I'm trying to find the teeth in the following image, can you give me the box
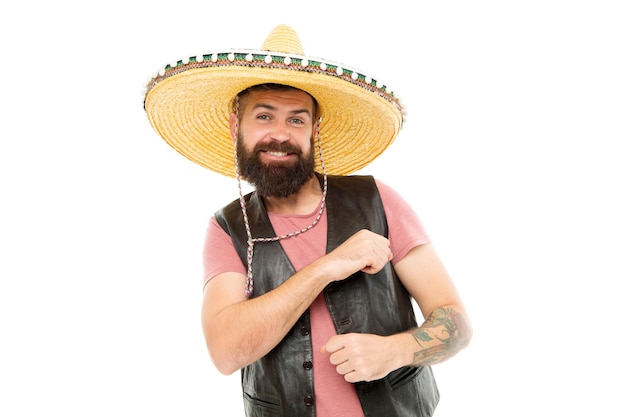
[267,151,288,156]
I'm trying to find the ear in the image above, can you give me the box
[228,113,238,145]
[313,117,322,139]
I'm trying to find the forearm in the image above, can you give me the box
[205,229,392,374]
[205,259,331,374]
[321,305,471,383]
[404,305,472,367]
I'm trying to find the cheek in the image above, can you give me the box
[303,134,316,152]
[239,120,271,142]
[237,125,258,149]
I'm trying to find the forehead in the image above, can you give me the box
[241,88,315,111]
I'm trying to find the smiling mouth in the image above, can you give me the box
[266,151,289,157]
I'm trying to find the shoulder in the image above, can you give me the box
[373,178,403,204]
[325,174,378,197]
[327,174,375,188]
[214,192,253,230]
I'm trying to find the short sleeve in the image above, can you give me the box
[375,179,431,264]
[202,216,246,288]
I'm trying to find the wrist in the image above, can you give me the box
[392,332,419,368]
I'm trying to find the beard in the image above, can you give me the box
[236,136,316,198]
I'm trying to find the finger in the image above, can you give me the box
[344,371,361,383]
[333,356,356,374]
[329,351,350,366]
[321,335,344,354]
[362,253,390,273]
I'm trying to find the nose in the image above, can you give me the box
[271,121,290,142]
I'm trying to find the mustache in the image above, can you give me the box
[253,141,302,155]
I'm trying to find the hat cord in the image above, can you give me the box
[233,99,328,297]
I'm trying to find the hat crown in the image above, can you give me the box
[261,24,304,55]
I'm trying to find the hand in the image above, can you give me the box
[323,229,392,282]
[320,333,404,383]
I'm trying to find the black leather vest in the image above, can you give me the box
[215,174,439,417]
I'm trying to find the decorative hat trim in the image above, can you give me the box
[145,50,400,111]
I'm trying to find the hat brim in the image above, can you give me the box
[145,54,403,178]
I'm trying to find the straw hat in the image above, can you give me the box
[144,24,404,178]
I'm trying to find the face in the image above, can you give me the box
[231,88,317,198]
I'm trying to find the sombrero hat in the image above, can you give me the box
[143,24,404,178]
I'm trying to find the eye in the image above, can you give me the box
[256,114,271,120]
[289,117,305,125]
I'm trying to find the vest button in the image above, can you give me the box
[303,395,314,406]
[300,325,310,336]
[303,360,313,370]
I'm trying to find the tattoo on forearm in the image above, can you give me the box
[410,306,469,366]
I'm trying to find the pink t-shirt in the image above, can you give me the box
[202,179,430,417]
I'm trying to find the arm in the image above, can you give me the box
[321,242,472,382]
[201,229,393,375]
[397,243,472,367]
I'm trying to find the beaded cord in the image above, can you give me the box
[232,96,328,297]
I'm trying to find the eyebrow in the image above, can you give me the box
[252,103,312,117]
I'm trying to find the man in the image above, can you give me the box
[144,24,472,417]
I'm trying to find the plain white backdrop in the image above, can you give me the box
[1,1,625,416]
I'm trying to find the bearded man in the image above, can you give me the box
[144,24,472,417]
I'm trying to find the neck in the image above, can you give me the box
[262,175,322,215]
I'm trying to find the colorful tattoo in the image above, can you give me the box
[410,306,469,365]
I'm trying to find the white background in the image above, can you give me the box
[1,1,625,416]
